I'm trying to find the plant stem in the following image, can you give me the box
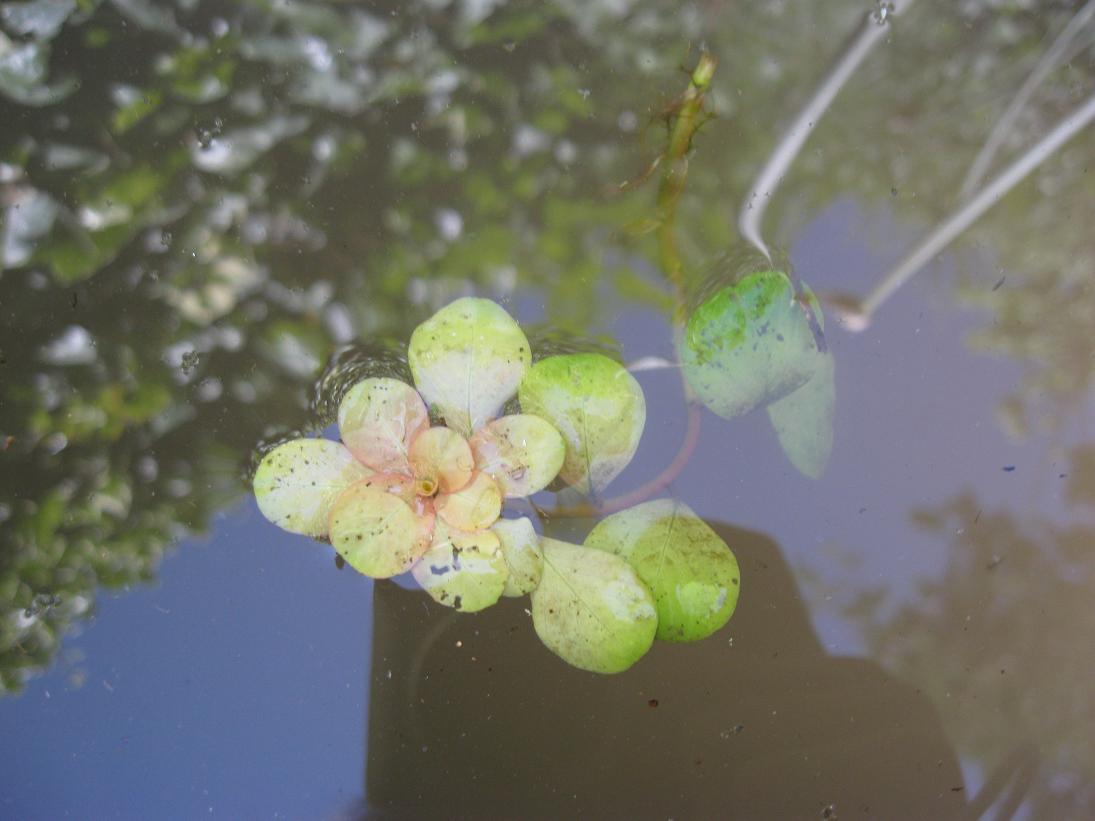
[543,58,718,519]
[540,403,703,520]
[657,52,716,327]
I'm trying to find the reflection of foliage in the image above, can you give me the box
[853,475,1095,816]
[1,0,1092,694]
[962,268,1095,438]
[0,0,671,693]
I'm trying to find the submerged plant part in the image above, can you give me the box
[680,270,836,478]
[766,338,835,479]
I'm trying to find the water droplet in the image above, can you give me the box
[872,1,894,25]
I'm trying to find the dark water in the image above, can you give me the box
[2,1,1094,818]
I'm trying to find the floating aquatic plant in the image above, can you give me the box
[680,268,836,478]
[256,298,566,608]
[253,297,740,673]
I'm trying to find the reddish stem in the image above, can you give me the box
[541,402,702,519]
[540,55,715,520]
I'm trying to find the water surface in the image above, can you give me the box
[2,1,1094,817]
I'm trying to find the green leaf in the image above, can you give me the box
[767,346,835,479]
[584,499,740,643]
[407,297,532,436]
[531,538,657,674]
[329,481,433,578]
[469,413,565,497]
[680,270,824,419]
[491,516,543,597]
[411,523,508,612]
[517,353,645,496]
[253,439,372,538]
[338,378,430,475]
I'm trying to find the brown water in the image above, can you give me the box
[2,1,1094,818]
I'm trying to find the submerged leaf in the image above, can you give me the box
[411,524,508,612]
[338,377,429,475]
[253,439,372,538]
[329,482,432,578]
[435,471,502,532]
[517,354,645,496]
[767,346,835,479]
[408,426,474,494]
[407,297,532,436]
[531,538,657,674]
[584,500,740,642]
[469,414,565,497]
[491,517,543,596]
[680,270,824,419]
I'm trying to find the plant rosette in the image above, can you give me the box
[253,298,568,612]
[252,298,739,675]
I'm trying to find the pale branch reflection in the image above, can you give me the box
[848,89,1095,327]
[737,0,919,261]
[959,0,1095,198]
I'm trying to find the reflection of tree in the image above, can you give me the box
[0,0,661,693]
[2,0,1093,695]
[853,463,1095,815]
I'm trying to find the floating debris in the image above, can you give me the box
[180,350,201,375]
